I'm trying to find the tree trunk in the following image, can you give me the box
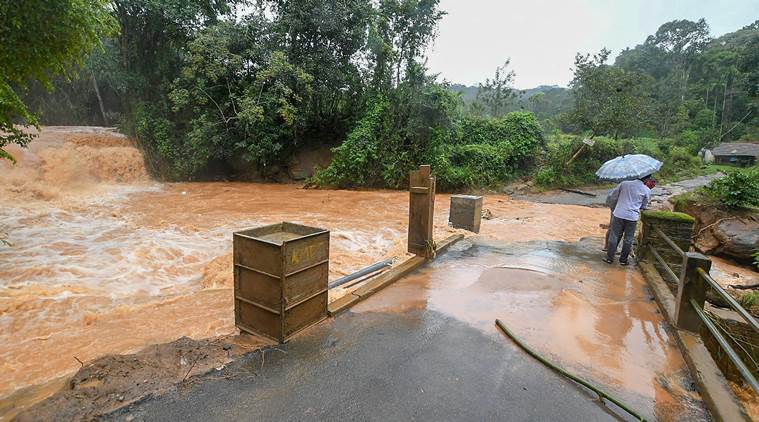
[719,76,731,140]
[91,70,108,126]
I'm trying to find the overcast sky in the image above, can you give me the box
[426,0,759,89]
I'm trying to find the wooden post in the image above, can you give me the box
[408,165,436,257]
[674,252,712,332]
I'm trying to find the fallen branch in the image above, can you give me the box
[182,358,198,382]
[560,188,597,197]
[693,217,739,239]
[729,283,759,290]
[73,356,84,367]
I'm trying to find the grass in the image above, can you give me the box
[740,292,759,309]
[642,210,696,223]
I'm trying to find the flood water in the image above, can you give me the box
[353,239,709,421]
[1,127,709,419]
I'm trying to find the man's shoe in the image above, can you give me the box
[602,257,613,264]
[619,260,630,266]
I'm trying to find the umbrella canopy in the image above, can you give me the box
[595,154,662,182]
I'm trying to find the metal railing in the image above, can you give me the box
[648,227,684,288]
[645,226,759,395]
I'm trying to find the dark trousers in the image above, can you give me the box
[606,215,637,263]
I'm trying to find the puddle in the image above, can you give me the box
[353,238,710,421]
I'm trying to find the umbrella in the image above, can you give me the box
[595,154,662,182]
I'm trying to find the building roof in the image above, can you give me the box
[712,142,759,157]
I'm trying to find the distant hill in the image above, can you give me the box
[449,84,571,121]
[449,84,568,104]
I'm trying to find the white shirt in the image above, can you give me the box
[608,180,651,221]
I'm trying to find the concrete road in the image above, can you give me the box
[109,241,644,422]
[111,309,615,422]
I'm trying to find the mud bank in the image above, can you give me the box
[0,127,609,414]
[7,335,266,421]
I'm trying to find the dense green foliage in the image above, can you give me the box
[577,19,759,145]
[0,0,114,161]
[533,134,704,188]
[23,0,459,182]
[705,166,759,208]
[313,95,543,190]
[18,4,759,192]
[564,49,655,139]
[454,19,759,148]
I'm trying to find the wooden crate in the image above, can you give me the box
[233,222,329,343]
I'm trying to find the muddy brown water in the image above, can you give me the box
[353,239,709,421]
[0,127,711,420]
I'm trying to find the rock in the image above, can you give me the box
[712,218,759,261]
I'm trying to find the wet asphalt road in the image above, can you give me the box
[110,253,619,421]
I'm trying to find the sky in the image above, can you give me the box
[426,0,759,89]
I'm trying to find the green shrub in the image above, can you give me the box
[434,112,544,190]
[536,135,621,187]
[705,167,759,208]
[310,98,386,187]
[535,167,557,186]
[313,103,544,190]
[667,146,701,170]
[675,129,701,154]
[741,291,759,309]
[619,137,666,159]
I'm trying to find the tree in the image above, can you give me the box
[472,60,516,117]
[0,0,115,161]
[567,49,654,138]
[140,16,314,179]
[368,0,445,92]
[266,0,373,140]
[111,0,237,104]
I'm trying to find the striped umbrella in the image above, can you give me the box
[595,154,662,182]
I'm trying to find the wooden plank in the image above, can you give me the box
[327,293,361,316]
[436,234,465,254]
[352,256,426,299]
[407,165,435,257]
[328,234,465,316]
[559,187,596,197]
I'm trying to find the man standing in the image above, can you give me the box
[604,175,653,265]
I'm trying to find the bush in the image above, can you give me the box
[741,291,759,309]
[434,112,544,190]
[665,147,701,170]
[313,99,545,191]
[705,167,759,208]
[536,135,621,187]
[675,129,701,154]
[309,98,386,187]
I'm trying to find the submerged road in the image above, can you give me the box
[110,238,708,422]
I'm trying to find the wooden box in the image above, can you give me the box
[233,222,329,343]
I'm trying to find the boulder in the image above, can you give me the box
[712,218,759,261]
